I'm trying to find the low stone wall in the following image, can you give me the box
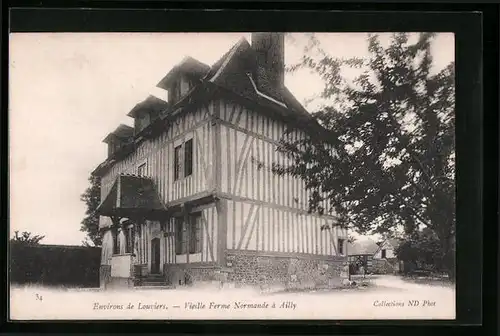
[226,251,347,290]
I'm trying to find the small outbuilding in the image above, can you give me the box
[347,238,379,274]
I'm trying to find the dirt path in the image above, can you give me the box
[370,275,455,292]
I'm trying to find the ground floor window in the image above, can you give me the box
[175,212,202,255]
[337,238,345,255]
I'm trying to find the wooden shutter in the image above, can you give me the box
[174,145,182,180]
[181,221,188,254]
[175,218,184,255]
[184,139,193,177]
[189,213,202,254]
[195,215,202,253]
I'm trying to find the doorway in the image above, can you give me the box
[151,237,161,274]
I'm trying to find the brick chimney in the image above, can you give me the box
[251,33,285,89]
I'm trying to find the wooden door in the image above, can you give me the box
[151,237,161,274]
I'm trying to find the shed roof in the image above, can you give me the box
[96,174,166,218]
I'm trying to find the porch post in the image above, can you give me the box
[183,204,190,265]
[110,216,121,255]
[130,216,144,282]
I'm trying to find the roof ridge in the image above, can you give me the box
[207,37,248,82]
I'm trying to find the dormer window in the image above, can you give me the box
[102,124,134,159]
[134,112,151,134]
[127,95,168,135]
[169,80,181,104]
[156,57,210,104]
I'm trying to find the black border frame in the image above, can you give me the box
[2,3,497,334]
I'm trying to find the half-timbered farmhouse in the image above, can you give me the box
[93,33,348,289]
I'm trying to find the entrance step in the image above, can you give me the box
[147,274,164,278]
[134,285,174,290]
[137,274,170,287]
[141,282,169,287]
[142,277,167,281]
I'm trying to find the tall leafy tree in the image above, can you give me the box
[80,173,102,247]
[277,33,455,277]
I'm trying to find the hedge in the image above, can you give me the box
[10,244,101,288]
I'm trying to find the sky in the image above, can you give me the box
[9,33,454,245]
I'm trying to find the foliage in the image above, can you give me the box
[10,244,101,287]
[277,33,455,276]
[80,173,102,247]
[395,228,448,274]
[10,231,45,246]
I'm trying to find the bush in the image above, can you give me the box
[10,244,101,288]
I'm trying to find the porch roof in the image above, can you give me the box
[96,174,166,218]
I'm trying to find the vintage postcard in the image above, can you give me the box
[9,32,456,320]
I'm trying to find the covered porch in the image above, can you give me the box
[97,173,219,288]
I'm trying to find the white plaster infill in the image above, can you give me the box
[111,254,133,278]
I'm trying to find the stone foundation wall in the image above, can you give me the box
[226,252,347,290]
[165,264,222,287]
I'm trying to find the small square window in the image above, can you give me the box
[138,163,147,176]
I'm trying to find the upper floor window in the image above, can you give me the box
[138,162,147,176]
[381,249,386,259]
[174,138,194,181]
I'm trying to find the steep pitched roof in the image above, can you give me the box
[204,37,310,120]
[94,35,313,177]
[156,56,210,90]
[102,124,134,143]
[127,95,169,118]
